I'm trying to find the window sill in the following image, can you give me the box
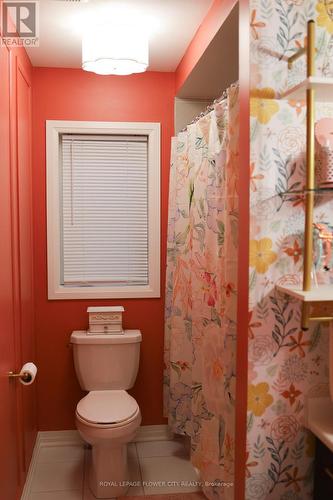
[48,284,161,300]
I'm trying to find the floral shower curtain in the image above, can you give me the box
[164,84,239,500]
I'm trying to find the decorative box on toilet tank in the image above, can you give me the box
[87,306,124,334]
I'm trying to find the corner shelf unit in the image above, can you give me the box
[277,23,333,451]
[275,20,333,329]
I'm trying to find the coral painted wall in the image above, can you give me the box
[32,68,175,430]
[175,0,237,94]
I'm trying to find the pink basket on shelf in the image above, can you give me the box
[315,118,333,188]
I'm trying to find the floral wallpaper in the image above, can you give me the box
[251,0,333,94]
[248,1,333,499]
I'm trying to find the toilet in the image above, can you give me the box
[70,330,142,499]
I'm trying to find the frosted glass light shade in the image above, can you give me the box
[82,24,149,76]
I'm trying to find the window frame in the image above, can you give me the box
[46,120,161,300]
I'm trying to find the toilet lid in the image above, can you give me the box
[77,390,138,425]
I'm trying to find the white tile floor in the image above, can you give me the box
[26,439,200,499]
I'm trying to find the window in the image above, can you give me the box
[46,121,160,299]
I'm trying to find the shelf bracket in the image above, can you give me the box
[301,302,311,330]
[287,47,306,70]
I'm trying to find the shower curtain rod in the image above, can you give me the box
[180,80,239,133]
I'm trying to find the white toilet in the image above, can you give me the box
[70,329,142,499]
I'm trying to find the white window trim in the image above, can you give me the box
[46,120,161,300]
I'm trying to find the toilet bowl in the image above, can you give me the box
[76,391,141,498]
[70,330,142,499]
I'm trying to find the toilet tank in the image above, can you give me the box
[70,330,141,391]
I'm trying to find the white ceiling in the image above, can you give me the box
[26,0,213,71]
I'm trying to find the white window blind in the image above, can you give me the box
[60,134,149,287]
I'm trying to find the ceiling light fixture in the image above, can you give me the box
[82,23,149,76]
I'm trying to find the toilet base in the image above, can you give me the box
[87,444,130,499]
[76,408,141,499]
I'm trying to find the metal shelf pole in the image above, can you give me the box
[302,20,316,329]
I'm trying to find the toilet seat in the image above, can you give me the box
[76,390,139,427]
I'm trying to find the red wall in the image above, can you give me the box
[235,2,250,498]
[32,68,175,430]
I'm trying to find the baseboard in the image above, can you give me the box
[37,429,84,446]
[20,425,172,499]
[135,424,173,442]
[35,424,172,446]
[20,433,43,500]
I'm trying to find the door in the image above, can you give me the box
[16,59,37,470]
[0,40,37,499]
[0,42,20,500]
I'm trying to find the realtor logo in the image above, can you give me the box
[1,1,39,47]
